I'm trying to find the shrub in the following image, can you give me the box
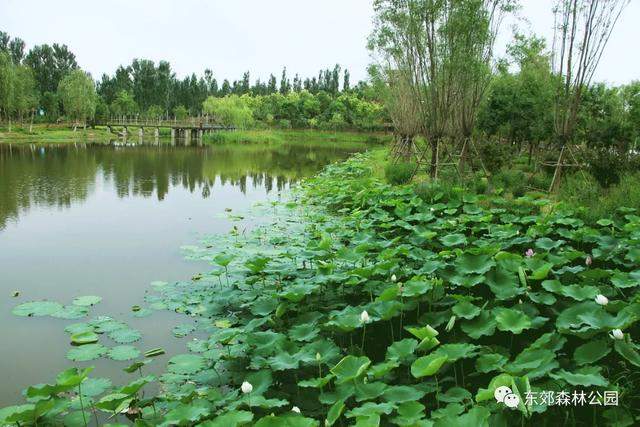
[414,180,464,203]
[584,146,629,188]
[560,171,640,221]
[492,169,527,197]
[384,162,415,185]
[477,139,511,174]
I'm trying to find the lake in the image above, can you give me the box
[0,139,362,405]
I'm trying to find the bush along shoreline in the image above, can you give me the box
[3,152,640,426]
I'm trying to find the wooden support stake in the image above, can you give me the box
[549,146,566,193]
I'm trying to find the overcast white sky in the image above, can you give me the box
[1,0,638,85]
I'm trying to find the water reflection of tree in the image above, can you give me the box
[0,143,359,230]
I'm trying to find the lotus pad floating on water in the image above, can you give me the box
[108,345,141,361]
[70,331,99,345]
[64,322,95,335]
[167,354,205,375]
[67,344,108,362]
[79,377,112,397]
[108,328,142,344]
[51,305,89,320]
[172,324,196,337]
[12,301,63,317]
[72,295,102,306]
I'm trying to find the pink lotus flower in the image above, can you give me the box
[585,255,593,266]
[525,249,535,258]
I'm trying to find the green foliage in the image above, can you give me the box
[110,90,137,117]
[584,146,630,188]
[384,162,414,185]
[4,151,640,425]
[173,104,188,120]
[560,171,640,221]
[57,70,97,123]
[477,140,511,174]
[203,95,254,129]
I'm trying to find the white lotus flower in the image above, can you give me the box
[595,294,609,306]
[241,381,253,394]
[611,329,624,340]
[360,310,370,323]
[391,274,397,282]
[292,406,301,413]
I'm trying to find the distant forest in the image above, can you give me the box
[0,30,379,125]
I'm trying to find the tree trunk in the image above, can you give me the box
[549,146,566,193]
[430,139,439,179]
[458,138,469,175]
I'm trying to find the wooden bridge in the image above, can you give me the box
[95,117,236,142]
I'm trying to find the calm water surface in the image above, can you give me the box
[0,140,361,405]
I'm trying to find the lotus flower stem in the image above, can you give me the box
[78,383,87,427]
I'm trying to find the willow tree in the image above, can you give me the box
[549,0,629,191]
[57,70,97,130]
[370,0,513,177]
[552,0,628,145]
[369,65,423,162]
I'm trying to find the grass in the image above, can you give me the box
[202,128,392,146]
[1,124,391,147]
[0,123,112,144]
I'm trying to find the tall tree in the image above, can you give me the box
[279,67,290,94]
[551,0,629,146]
[9,38,25,65]
[24,43,78,95]
[370,0,513,177]
[0,51,15,129]
[57,69,97,129]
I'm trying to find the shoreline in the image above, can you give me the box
[0,125,391,147]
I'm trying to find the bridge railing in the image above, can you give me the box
[98,117,231,129]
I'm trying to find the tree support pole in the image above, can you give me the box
[549,145,566,193]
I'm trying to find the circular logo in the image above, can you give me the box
[503,393,520,408]
[494,386,512,403]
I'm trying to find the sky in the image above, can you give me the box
[1,0,639,85]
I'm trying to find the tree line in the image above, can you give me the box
[370,0,635,188]
[0,29,384,131]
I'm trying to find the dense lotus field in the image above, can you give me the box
[2,151,640,426]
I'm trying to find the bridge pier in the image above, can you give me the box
[138,127,144,143]
[171,128,176,145]
[154,127,159,142]
[184,128,190,145]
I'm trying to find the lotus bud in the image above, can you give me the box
[391,274,397,282]
[446,315,456,332]
[585,255,593,266]
[241,381,253,394]
[525,248,535,258]
[611,329,624,340]
[315,352,321,361]
[360,310,370,323]
[595,294,609,306]
[292,406,301,413]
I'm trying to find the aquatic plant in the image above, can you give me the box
[3,152,640,426]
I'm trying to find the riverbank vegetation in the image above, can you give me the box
[3,151,640,426]
[2,0,640,425]
[202,129,390,146]
[1,31,387,133]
